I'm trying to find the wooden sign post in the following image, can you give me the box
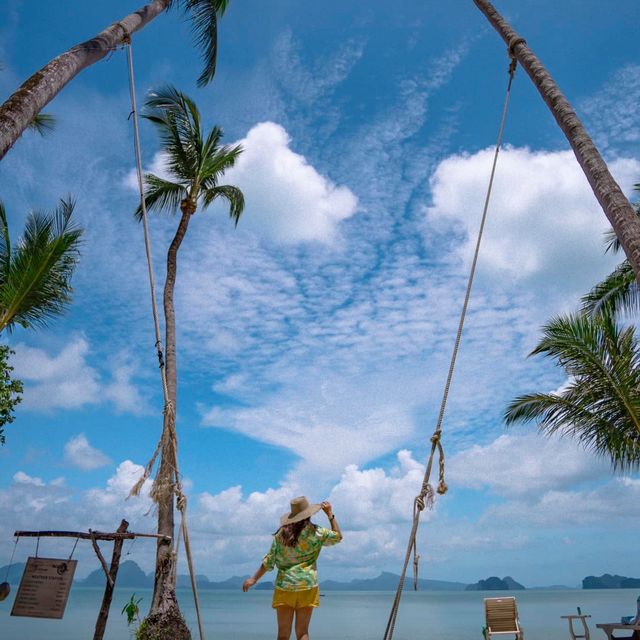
[13,521,170,640]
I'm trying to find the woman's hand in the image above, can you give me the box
[321,501,333,518]
[242,577,257,592]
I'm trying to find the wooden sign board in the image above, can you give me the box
[11,556,77,619]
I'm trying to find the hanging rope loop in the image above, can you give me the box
[382,47,518,640]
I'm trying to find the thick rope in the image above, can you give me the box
[3,537,18,582]
[124,38,205,640]
[382,53,518,640]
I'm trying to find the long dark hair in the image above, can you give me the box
[276,518,316,547]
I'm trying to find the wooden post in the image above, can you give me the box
[93,519,129,640]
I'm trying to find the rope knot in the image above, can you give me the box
[177,493,187,512]
[430,430,442,445]
[437,480,448,495]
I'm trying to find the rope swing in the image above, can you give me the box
[122,31,206,640]
[382,43,521,640]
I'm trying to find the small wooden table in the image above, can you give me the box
[596,623,640,640]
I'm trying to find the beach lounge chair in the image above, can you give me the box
[484,596,524,640]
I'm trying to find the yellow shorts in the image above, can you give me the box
[272,587,320,609]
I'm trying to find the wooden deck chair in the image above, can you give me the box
[484,597,524,640]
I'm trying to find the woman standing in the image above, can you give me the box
[242,497,342,640]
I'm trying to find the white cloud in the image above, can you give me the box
[103,353,151,415]
[11,338,148,415]
[426,147,640,299]
[580,64,640,154]
[64,434,111,470]
[13,471,45,486]
[448,433,610,497]
[12,337,101,410]
[226,122,358,244]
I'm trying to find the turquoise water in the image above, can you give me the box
[0,587,637,639]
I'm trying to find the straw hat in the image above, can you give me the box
[280,496,322,525]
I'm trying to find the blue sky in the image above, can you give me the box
[1,0,640,587]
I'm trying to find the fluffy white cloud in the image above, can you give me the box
[426,147,640,299]
[448,433,610,497]
[11,338,148,415]
[13,471,45,486]
[64,434,111,470]
[226,122,358,243]
[12,337,101,410]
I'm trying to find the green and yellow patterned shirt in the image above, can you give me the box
[262,524,342,591]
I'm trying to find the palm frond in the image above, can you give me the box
[582,259,639,318]
[0,197,82,333]
[505,312,640,471]
[182,0,231,87]
[144,86,202,180]
[135,174,186,220]
[200,142,242,184]
[0,201,11,278]
[201,184,244,224]
[26,113,56,137]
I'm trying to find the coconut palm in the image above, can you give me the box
[135,85,243,639]
[505,311,640,471]
[0,0,230,159]
[0,197,82,333]
[474,0,640,282]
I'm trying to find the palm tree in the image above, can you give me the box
[505,312,640,471]
[474,0,640,284]
[0,0,230,159]
[0,197,82,445]
[136,86,243,640]
[0,198,82,333]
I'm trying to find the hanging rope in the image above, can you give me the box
[3,537,18,582]
[68,535,81,560]
[123,33,205,640]
[382,48,519,640]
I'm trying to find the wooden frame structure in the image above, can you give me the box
[14,519,170,640]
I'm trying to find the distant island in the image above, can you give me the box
[465,576,525,591]
[583,574,640,589]
[2,560,634,591]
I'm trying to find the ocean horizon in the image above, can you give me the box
[1,586,638,640]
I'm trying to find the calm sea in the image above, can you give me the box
[0,587,638,640]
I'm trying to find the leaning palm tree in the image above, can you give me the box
[0,0,230,159]
[474,0,640,283]
[0,197,82,333]
[505,312,640,471]
[135,86,243,640]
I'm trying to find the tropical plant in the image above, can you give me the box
[135,86,243,640]
[474,0,640,282]
[0,345,23,445]
[582,183,640,318]
[122,593,143,626]
[0,0,231,159]
[505,311,640,471]
[0,198,82,333]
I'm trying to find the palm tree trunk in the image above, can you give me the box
[473,0,640,284]
[0,0,171,160]
[142,207,192,640]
